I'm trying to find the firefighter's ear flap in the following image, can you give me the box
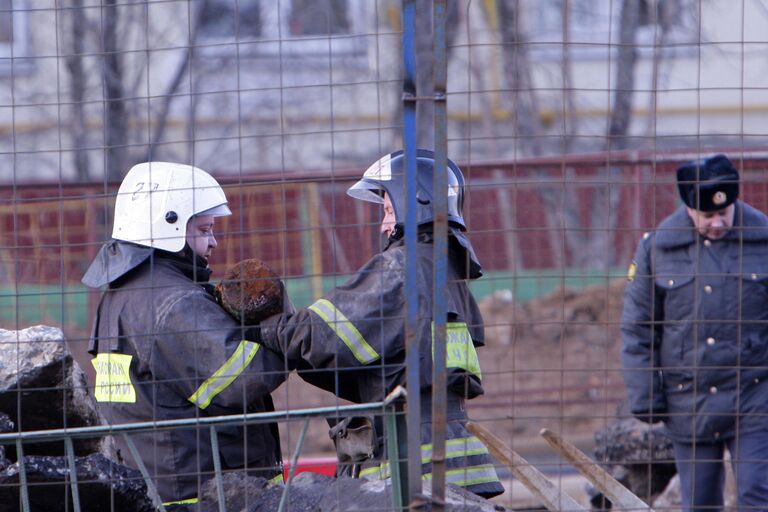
[215,259,285,324]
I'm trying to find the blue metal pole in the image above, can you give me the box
[402,0,422,506]
[431,0,449,507]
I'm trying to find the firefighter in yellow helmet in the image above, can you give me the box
[83,162,286,510]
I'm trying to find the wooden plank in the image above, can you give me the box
[540,428,653,511]
[466,422,586,512]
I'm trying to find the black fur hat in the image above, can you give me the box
[676,154,739,211]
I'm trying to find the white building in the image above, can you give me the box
[1,0,767,182]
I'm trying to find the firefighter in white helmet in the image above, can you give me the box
[83,162,286,509]
[257,149,504,498]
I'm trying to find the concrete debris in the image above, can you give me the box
[0,453,154,512]
[0,412,12,470]
[589,417,676,509]
[0,325,107,457]
[198,471,510,512]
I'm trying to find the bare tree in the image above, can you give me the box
[494,0,544,157]
[580,0,643,268]
[607,0,641,152]
[414,0,460,149]
[60,1,210,181]
[63,0,90,181]
[148,0,208,160]
[493,0,565,268]
[491,0,645,269]
[101,0,127,182]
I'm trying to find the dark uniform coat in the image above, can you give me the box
[84,241,286,505]
[260,233,504,497]
[621,202,768,443]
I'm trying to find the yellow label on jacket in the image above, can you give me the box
[432,322,482,379]
[627,261,637,282]
[92,353,136,403]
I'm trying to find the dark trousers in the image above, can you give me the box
[673,429,768,511]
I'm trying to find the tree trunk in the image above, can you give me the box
[587,0,642,269]
[102,0,126,182]
[148,0,208,161]
[607,0,641,151]
[64,0,90,181]
[495,0,543,156]
[413,0,459,149]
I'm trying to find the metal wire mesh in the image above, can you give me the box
[3,1,768,511]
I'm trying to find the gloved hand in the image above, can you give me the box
[214,259,284,325]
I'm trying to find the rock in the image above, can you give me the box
[650,474,682,510]
[0,326,105,457]
[214,259,284,324]
[0,453,153,512]
[198,471,509,511]
[589,417,676,509]
[0,413,13,469]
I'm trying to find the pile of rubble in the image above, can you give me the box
[0,325,153,511]
[0,326,508,512]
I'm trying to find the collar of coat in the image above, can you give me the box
[655,201,768,249]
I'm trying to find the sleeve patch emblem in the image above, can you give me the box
[627,261,637,282]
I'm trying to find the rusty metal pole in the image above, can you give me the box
[430,0,448,508]
[402,0,421,507]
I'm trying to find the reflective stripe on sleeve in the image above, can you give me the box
[421,436,490,462]
[188,340,261,409]
[432,322,482,379]
[308,299,380,364]
[360,436,493,481]
[163,497,198,506]
[425,464,501,487]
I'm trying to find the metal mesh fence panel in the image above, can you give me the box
[2,1,768,510]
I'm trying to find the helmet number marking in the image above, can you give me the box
[131,181,160,201]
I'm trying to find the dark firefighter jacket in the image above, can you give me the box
[83,240,287,505]
[260,233,504,497]
[621,201,768,443]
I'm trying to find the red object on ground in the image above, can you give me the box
[283,457,338,480]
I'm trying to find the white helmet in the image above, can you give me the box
[111,162,231,252]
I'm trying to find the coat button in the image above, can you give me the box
[706,337,716,346]
[755,378,761,384]
[752,273,758,280]
[703,239,711,247]
[677,383,684,390]
[668,279,675,286]
[709,386,717,394]
[704,285,713,294]
[714,431,721,439]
